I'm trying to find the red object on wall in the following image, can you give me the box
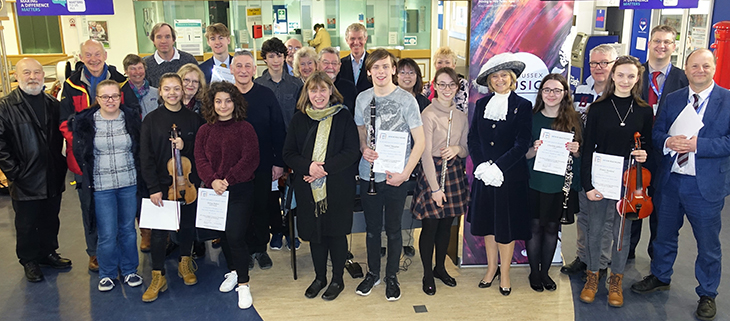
[712,21,730,89]
[252,25,263,39]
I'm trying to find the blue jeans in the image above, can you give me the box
[651,173,723,298]
[94,185,139,279]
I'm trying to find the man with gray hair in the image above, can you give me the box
[318,47,357,112]
[561,43,618,280]
[0,58,69,282]
[338,23,372,94]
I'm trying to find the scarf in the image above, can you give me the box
[130,80,150,100]
[305,103,343,217]
[84,64,108,101]
[484,91,510,121]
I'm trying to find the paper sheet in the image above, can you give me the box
[139,198,180,231]
[533,128,574,176]
[195,188,229,231]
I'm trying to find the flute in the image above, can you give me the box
[560,127,576,224]
[367,98,377,196]
[440,110,454,191]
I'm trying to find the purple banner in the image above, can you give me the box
[17,0,114,16]
[620,0,699,10]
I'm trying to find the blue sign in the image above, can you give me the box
[17,0,114,16]
[620,0,699,9]
[595,9,605,30]
[629,9,652,62]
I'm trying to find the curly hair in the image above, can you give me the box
[261,37,287,60]
[202,81,248,124]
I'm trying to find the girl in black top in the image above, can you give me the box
[580,56,652,307]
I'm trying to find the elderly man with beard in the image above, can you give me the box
[0,58,69,282]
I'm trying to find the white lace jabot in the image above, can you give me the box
[483,92,510,121]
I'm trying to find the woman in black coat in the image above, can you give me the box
[468,53,532,296]
[283,71,360,301]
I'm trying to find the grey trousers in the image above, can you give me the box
[586,198,631,274]
[575,189,613,269]
[76,174,98,257]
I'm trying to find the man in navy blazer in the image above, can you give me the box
[337,23,372,94]
[630,25,689,260]
[631,49,727,321]
[199,23,233,84]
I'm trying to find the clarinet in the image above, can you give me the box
[560,127,576,224]
[367,98,377,196]
[439,110,454,191]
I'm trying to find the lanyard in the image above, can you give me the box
[649,63,671,102]
[688,92,710,115]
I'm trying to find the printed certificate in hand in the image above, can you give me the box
[373,130,409,174]
[533,128,574,176]
[195,188,229,231]
[211,65,235,84]
[591,152,625,200]
[139,199,180,231]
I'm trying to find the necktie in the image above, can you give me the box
[677,94,700,167]
[648,71,661,107]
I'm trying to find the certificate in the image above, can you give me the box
[139,198,180,231]
[211,65,235,84]
[195,188,229,231]
[373,130,408,174]
[533,128,574,176]
[590,152,625,201]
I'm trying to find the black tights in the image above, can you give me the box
[419,217,454,279]
[526,218,559,281]
[310,235,348,284]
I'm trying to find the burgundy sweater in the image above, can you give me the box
[195,119,260,187]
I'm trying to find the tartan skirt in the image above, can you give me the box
[411,157,470,220]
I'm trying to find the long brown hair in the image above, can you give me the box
[296,71,344,112]
[595,55,649,107]
[202,82,248,124]
[533,74,582,145]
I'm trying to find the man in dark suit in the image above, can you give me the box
[629,24,689,260]
[319,47,357,112]
[631,48,727,321]
[337,23,372,94]
[199,23,233,84]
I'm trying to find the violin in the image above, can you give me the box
[616,132,653,251]
[167,124,197,205]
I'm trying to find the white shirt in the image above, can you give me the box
[665,82,715,176]
[213,56,230,67]
[153,48,181,64]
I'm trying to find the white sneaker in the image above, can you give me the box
[98,277,115,292]
[236,284,253,309]
[220,271,238,292]
[124,273,143,287]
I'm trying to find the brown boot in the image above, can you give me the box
[178,256,198,285]
[88,255,99,272]
[580,270,599,303]
[608,273,624,307]
[140,228,151,252]
[142,270,167,302]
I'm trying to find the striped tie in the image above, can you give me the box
[677,94,700,167]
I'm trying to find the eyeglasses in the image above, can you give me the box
[589,60,615,68]
[183,79,200,85]
[651,39,675,46]
[287,46,301,52]
[97,94,121,101]
[541,88,564,95]
[320,60,340,67]
[399,70,416,76]
[436,82,458,90]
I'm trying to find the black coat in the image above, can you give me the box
[334,77,358,113]
[0,88,66,200]
[282,107,360,241]
[338,52,372,94]
[641,62,689,118]
[467,92,532,242]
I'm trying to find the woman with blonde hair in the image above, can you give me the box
[293,47,319,83]
[422,47,469,113]
[177,63,207,114]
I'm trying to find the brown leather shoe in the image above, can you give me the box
[140,228,152,252]
[88,256,99,272]
[142,270,167,302]
[580,270,599,303]
[608,273,624,307]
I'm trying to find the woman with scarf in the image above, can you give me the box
[283,71,360,301]
[177,63,207,114]
[123,54,159,120]
[468,53,532,296]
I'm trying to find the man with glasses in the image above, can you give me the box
[338,23,373,94]
[629,25,689,261]
[561,44,617,281]
[60,39,140,273]
[144,22,199,87]
[318,47,357,112]
[284,38,303,76]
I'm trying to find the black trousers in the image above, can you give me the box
[246,170,272,254]
[14,194,62,265]
[220,182,254,284]
[268,189,285,236]
[310,235,348,284]
[151,202,196,272]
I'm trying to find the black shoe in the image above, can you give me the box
[256,252,273,270]
[248,254,255,271]
[322,282,345,301]
[696,296,716,321]
[542,275,557,291]
[380,247,386,258]
[628,250,636,260]
[529,273,543,292]
[355,272,380,296]
[433,269,456,287]
[38,252,72,269]
[560,257,586,275]
[192,241,206,260]
[581,268,607,282]
[403,246,416,257]
[422,277,436,295]
[478,268,500,288]
[347,251,354,260]
[631,274,671,294]
[305,279,326,298]
[23,262,43,282]
[385,276,401,301]
[499,287,511,296]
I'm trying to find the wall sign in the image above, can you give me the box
[17,0,114,16]
[619,0,699,10]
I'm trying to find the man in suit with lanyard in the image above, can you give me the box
[629,25,689,260]
[631,48,727,321]
[338,23,372,94]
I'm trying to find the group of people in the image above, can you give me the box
[0,21,726,321]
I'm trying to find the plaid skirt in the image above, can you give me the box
[411,157,470,220]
